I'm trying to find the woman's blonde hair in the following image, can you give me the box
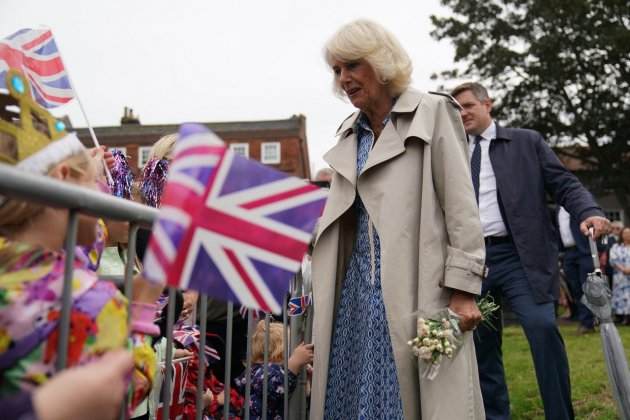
[324,19,413,98]
[149,133,177,162]
[251,320,285,363]
[0,134,94,232]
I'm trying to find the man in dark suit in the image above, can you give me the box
[451,82,610,420]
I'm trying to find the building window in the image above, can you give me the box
[261,142,281,164]
[604,209,624,222]
[138,146,152,168]
[109,146,127,157]
[230,143,249,158]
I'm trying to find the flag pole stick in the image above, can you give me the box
[50,29,113,184]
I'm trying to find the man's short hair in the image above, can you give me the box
[450,82,491,102]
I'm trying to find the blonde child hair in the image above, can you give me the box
[149,133,177,162]
[0,132,95,233]
[251,320,285,364]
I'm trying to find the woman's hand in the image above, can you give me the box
[448,290,481,332]
[288,342,314,374]
[174,348,193,359]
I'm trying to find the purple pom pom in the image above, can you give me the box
[141,158,169,207]
[108,150,134,199]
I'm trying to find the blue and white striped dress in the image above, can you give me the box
[323,114,404,420]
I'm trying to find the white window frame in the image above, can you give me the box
[109,146,127,156]
[138,146,152,168]
[604,209,625,222]
[230,143,249,158]
[261,142,281,164]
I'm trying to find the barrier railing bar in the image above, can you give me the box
[123,224,139,301]
[262,313,270,420]
[244,310,254,420]
[196,295,208,420]
[0,164,157,227]
[283,294,289,420]
[162,287,177,420]
[224,302,234,420]
[56,210,79,371]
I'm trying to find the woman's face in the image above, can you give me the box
[332,59,389,112]
[622,228,630,244]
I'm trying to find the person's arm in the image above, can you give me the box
[32,350,133,420]
[430,97,486,331]
[535,135,608,237]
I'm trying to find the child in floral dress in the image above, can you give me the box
[234,320,313,420]
[0,69,160,411]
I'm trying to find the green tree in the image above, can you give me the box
[431,0,630,218]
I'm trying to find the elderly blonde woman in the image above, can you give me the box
[311,20,486,419]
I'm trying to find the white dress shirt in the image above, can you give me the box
[468,121,508,237]
[558,206,576,248]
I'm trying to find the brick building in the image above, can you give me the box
[74,110,312,179]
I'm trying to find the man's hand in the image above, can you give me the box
[449,290,481,332]
[580,216,610,239]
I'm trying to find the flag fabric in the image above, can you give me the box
[288,294,312,317]
[157,358,189,420]
[0,28,74,108]
[239,305,263,320]
[172,325,221,363]
[143,123,327,314]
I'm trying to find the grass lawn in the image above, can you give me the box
[503,322,630,419]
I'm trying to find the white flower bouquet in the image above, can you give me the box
[408,295,499,380]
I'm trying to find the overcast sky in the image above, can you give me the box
[1,0,458,173]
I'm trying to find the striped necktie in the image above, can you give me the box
[470,135,483,203]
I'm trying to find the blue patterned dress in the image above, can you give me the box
[323,114,404,420]
[610,243,630,315]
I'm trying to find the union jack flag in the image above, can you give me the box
[157,358,189,420]
[0,28,74,108]
[143,123,327,314]
[288,294,312,317]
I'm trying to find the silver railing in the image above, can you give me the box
[0,163,313,420]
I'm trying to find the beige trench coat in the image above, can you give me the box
[310,88,486,420]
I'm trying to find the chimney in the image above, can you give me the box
[120,106,141,125]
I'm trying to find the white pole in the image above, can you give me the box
[49,28,113,184]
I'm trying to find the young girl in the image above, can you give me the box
[234,320,313,420]
[0,69,160,410]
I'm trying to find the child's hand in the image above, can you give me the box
[288,342,314,374]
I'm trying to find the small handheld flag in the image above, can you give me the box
[288,294,312,317]
[143,124,327,314]
[0,28,74,108]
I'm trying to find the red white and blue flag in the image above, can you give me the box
[288,294,312,317]
[143,124,327,314]
[0,28,74,108]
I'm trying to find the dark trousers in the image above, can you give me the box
[475,242,574,420]
[562,248,595,328]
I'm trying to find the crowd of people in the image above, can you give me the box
[0,17,625,420]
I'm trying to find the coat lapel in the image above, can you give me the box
[361,88,431,174]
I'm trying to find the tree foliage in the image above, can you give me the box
[431,0,630,216]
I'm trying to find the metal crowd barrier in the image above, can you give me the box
[0,163,313,420]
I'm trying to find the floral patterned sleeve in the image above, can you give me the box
[234,363,298,419]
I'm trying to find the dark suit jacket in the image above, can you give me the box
[490,123,603,302]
